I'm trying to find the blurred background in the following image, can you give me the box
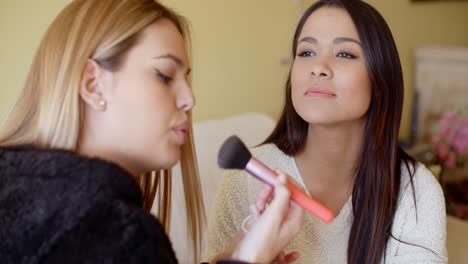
[2,0,468,137]
[1,0,467,262]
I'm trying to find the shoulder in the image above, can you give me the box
[390,162,447,261]
[399,162,444,204]
[0,145,143,223]
[250,143,293,170]
[251,143,289,161]
[0,146,177,263]
[397,162,445,219]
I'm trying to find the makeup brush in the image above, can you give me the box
[218,135,334,223]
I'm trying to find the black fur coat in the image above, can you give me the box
[0,145,180,263]
[0,145,242,264]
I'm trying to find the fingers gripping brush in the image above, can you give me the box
[218,135,334,223]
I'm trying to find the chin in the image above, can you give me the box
[297,111,338,125]
[158,151,181,170]
[140,149,179,172]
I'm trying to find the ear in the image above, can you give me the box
[79,59,107,111]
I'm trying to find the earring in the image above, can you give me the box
[99,99,107,109]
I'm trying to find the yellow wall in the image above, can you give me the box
[160,0,301,122]
[1,0,468,139]
[0,0,72,124]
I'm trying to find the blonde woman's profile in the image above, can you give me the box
[0,0,304,263]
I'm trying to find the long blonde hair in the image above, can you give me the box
[0,0,205,262]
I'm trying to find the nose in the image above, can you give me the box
[310,58,333,79]
[176,83,195,112]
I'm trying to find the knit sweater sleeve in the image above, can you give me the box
[388,164,448,263]
[203,169,252,263]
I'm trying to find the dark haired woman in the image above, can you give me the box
[204,1,446,263]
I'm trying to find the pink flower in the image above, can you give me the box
[437,143,448,160]
[450,118,468,154]
[437,126,451,141]
[438,112,458,128]
[445,152,456,169]
[432,134,442,146]
[432,110,468,167]
[452,134,467,155]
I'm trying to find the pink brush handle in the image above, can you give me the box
[245,158,334,223]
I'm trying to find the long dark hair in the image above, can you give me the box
[264,0,417,263]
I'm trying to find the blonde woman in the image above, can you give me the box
[0,0,303,263]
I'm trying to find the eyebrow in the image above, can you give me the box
[153,54,191,75]
[298,36,362,46]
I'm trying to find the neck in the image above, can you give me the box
[296,119,366,189]
[77,117,140,178]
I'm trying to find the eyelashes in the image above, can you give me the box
[154,69,173,84]
[336,52,358,59]
[296,50,358,59]
[297,50,315,57]
[154,69,192,86]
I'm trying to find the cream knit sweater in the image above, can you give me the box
[203,144,447,263]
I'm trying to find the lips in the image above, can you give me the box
[173,121,189,144]
[304,86,336,98]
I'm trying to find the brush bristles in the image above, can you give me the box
[218,135,252,169]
